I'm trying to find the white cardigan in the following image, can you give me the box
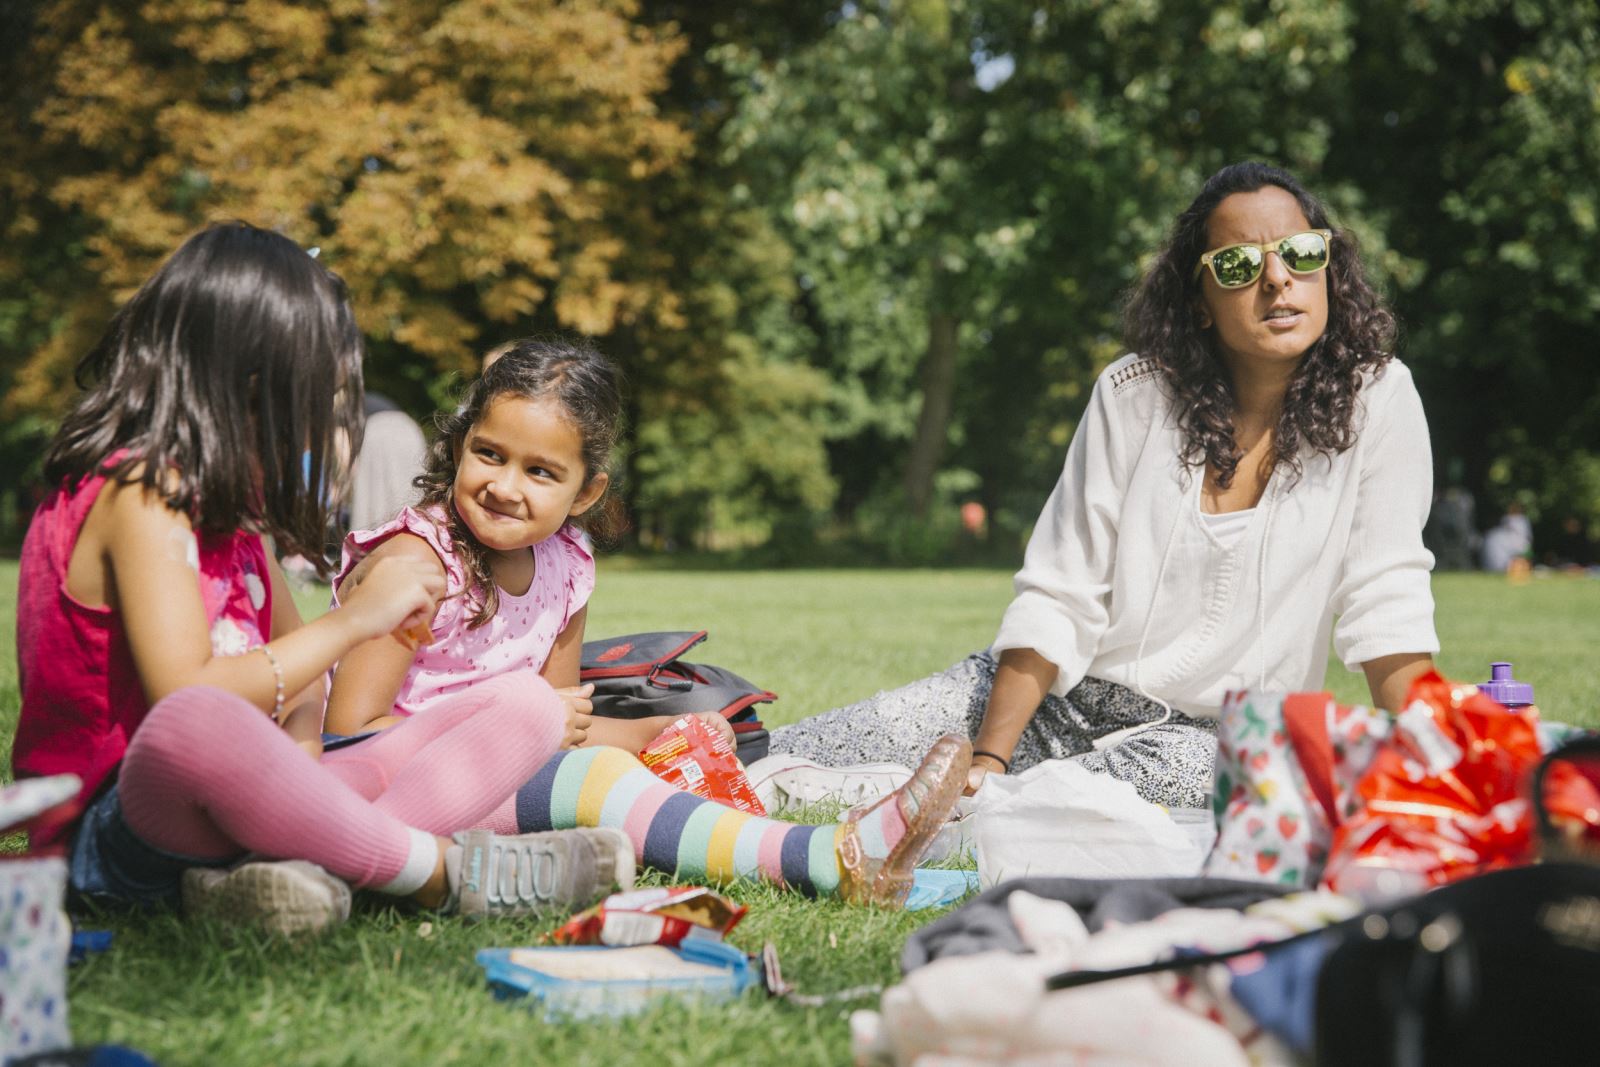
[992,353,1439,719]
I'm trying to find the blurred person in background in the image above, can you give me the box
[349,392,426,532]
[1481,502,1533,573]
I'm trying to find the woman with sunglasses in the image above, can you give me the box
[765,161,1437,809]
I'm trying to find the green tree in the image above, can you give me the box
[1331,0,1600,531]
[0,0,846,542]
[721,0,1366,526]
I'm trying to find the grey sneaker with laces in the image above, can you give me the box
[444,827,635,920]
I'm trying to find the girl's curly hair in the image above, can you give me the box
[414,335,626,627]
[1122,162,1397,489]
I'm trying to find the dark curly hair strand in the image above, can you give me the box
[1122,161,1397,490]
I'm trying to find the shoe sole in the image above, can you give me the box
[589,826,638,891]
[182,861,350,937]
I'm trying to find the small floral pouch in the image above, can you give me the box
[2,773,81,1062]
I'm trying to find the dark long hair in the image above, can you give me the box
[1122,162,1396,489]
[43,221,364,569]
[415,336,625,627]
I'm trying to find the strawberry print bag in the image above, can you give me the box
[1,773,80,1062]
[1204,691,1392,887]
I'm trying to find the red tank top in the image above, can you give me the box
[11,460,273,846]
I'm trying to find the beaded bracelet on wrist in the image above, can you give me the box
[257,644,286,720]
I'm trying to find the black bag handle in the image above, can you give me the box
[1042,922,1335,991]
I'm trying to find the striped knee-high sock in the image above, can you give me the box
[515,747,903,897]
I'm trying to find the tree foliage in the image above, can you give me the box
[715,0,1599,542]
[1330,0,1600,529]
[3,0,1598,550]
[720,0,1367,524]
[3,0,690,403]
[0,0,845,540]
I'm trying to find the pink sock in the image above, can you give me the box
[852,792,910,861]
[118,688,437,893]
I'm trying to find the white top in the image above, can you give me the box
[1200,507,1255,550]
[992,353,1438,719]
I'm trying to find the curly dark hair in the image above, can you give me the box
[1122,162,1397,490]
[415,335,626,627]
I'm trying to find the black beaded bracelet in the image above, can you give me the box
[972,749,1011,773]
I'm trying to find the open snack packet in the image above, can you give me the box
[639,714,766,815]
[1322,672,1543,896]
[549,886,747,948]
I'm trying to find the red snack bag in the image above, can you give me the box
[1540,756,1600,849]
[639,714,766,815]
[548,886,748,947]
[1323,672,1542,895]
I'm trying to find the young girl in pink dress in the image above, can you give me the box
[326,339,971,905]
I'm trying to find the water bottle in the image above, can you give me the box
[1477,662,1534,710]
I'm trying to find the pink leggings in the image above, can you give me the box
[116,672,564,890]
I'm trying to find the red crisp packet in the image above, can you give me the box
[1323,672,1543,894]
[639,714,766,815]
[548,886,747,947]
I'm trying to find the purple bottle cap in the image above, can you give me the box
[1477,662,1534,708]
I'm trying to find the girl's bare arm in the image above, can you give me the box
[264,551,330,756]
[105,482,442,715]
[324,534,448,735]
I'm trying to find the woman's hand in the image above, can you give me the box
[556,683,595,749]
[339,555,446,644]
[965,757,1006,796]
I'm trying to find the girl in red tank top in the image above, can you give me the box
[10,223,629,930]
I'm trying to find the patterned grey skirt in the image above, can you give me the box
[769,652,1217,810]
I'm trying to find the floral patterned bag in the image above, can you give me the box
[1,773,81,1062]
[1204,691,1391,887]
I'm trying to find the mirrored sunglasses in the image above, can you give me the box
[1194,229,1334,289]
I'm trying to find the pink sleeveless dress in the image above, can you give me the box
[336,506,595,717]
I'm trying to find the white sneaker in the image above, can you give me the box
[743,754,914,815]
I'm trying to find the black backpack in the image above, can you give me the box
[1313,862,1600,1065]
[580,631,774,764]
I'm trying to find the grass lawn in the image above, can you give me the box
[2,562,1597,1065]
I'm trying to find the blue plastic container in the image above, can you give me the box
[475,939,759,1020]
